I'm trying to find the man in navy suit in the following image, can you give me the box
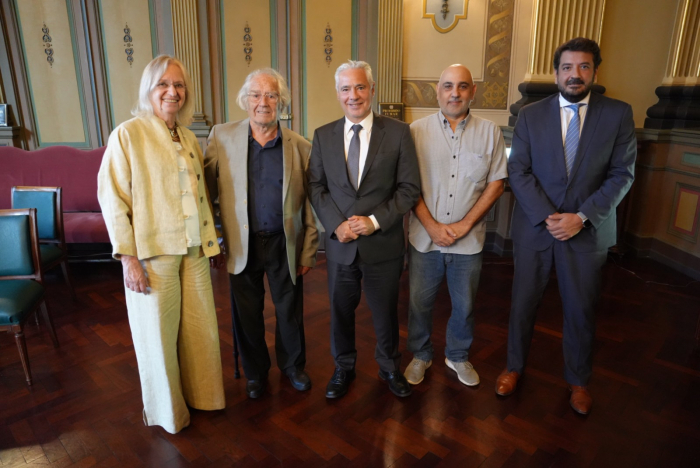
[307,60,420,399]
[496,37,636,414]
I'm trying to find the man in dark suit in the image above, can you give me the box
[307,60,420,399]
[496,38,636,414]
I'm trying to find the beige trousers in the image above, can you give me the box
[125,246,225,434]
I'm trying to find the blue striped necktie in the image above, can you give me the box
[564,103,584,178]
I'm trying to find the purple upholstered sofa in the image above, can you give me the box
[0,146,109,245]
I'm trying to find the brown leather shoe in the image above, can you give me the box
[495,370,520,396]
[569,385,592,415]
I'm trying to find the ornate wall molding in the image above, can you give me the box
[324,23,333,67]
[42,23,54,67]
[171,0,205,123]
[243,22,252,66]
[402,0,513,110]
[422,0,468,33]
[377,0,403,104]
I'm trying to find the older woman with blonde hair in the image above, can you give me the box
[98,55,225,434]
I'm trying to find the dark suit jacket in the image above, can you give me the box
[307,113,420,265]
[508,92,637,252]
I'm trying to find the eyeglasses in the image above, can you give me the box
[247,92,280,103]
[156,81,186,91]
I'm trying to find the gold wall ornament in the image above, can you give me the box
[422,0,468,33]
[324,23,333,67]
[243,22,253,66]
[123,24,134,67]
[42,23,54,67]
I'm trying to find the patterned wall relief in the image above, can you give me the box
[123,24,134,66]
[42,23,54,67]
[15,0,88,145]
[221,0,272,122]
[303,0,352,138]
[668,183,700,243]
[423,0,469,33]
[324,23,333,67]
[98,0,155,128]
[243,22,253,66]
[403,0,514,110]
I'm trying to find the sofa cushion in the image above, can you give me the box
[63,212,110,243]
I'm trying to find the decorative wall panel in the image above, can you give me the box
[15,0,88,146]
[303,0,353,138]
[98,0,156,128]
[221,0,273,122]
[402,0,513,113]
[669,183,700,242]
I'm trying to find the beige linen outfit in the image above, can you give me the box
[98,115,225,434]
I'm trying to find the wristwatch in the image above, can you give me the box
[577,212,592,228]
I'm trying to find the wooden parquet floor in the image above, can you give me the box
[1,252,699,467]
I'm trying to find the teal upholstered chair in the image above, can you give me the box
[12,186,76,300]
[0,208,59,385]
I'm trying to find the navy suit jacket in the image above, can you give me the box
[508,92,636,252]
[307,113,420,265]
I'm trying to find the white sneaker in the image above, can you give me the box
[403,358,432,385]
[445,358,480,386]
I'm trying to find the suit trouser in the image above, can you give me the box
[229,231,305,381]
[327,253,404,373]
[125,246,226,435]
[507,241,608,386]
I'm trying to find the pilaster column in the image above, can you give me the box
[510,0,606,125]
[646,0,700,129]
[171,0,205,124]
[376,0,403,104]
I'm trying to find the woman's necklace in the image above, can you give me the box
[168,124,179,141]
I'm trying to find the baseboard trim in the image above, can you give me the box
[624,233,700,280]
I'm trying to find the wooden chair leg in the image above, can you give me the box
[13,325,32,386]
[60,259,77,301]
[40,301,59,348]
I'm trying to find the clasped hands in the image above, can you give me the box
[335,215,375,243]
[545,212,584,241]
[425,220,471,247]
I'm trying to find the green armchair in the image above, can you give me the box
[0,208,59,385]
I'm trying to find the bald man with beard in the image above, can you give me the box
[403,64,507,388]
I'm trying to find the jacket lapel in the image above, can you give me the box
[360,113,385,186]
[568,92,602,183]
[331,118,354,190]
[231,118,250,191]
[281,126,293,202]
[546,96,568,178]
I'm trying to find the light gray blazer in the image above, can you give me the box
[204,119,320,283]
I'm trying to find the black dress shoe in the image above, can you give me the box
[246,379,267,399]
[325,367,356,399]
[287,369,311,391]
[379,369,412,397]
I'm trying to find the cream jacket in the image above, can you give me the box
[98,115,220,260]
[204,119,320,284]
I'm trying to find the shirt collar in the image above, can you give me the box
[248,122,282,146]
[344,112,374,135]
[559,92,591,108]
[438,110,470,131]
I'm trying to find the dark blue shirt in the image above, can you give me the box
[248,124,284,233]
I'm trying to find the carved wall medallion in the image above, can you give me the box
[42,24,54,67]
[123,24,134,66]
[243,22,253,66]
[324,23,333,67]
[423,0,469,33]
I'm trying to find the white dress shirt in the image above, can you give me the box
[343,113,380,230]
[559,92,590,144]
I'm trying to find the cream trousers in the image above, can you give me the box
[125,246,225,434]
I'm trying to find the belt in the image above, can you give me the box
[254,230,284,238]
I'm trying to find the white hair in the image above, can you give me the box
[235,68,291,112]
[334,60,374,91]
[131,55,194,126]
